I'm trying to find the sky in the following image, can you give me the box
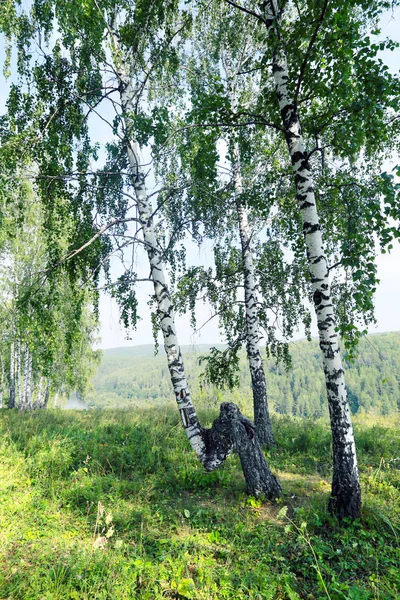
[0,7,399,350]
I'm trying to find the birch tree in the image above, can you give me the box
[222,0,400,518]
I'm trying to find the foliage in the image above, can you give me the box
[0,175,101,406]
[0,407,398,599]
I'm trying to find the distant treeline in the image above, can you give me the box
[87,333,400,416]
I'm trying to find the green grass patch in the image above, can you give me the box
[0,408,399,599]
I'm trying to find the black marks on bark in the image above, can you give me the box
[329,368,344,381]
[303,222,321,234]
[320,341,335,360]
[328,408,361,520]
[313,289,322,307]
[299,199,314,210]
[294,172,307,185]
[251,363,274,448]
[326,381,339,396]
[311,256,326,268]
[281,102,296,126]
[179,407,189,428]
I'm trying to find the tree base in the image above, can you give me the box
[328,481,361,521]
[203,402,281,500]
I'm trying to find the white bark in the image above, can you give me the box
[22,345,29,410]
[43,381,50,408]
[9,341,15,408]
[222,49,273,446]
[26,351,32,409]
[33,377,49,409]
[264,0,361,517]
[16,339,21,408]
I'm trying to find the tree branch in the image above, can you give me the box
[224,0,268,25]
[294,0,330,105]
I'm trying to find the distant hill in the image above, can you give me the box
[87,332,400,417]
[102,344,226,358]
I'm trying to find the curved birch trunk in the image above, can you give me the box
[233,146,274,447]
[120,79,209,466]
[264,0,361,519]
[112,50,281,499]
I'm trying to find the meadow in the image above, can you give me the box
[0,407,399,599]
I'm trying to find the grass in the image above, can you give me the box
[0,407,399,599]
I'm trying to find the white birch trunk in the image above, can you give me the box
[9,342,16,408]
[33,377,48,409]
[36,376,44,408]
[22,345,29,410]
[233,145,274,447]
[26,351,32,409]
[16,339,21,409]
[43,381,50,408]
[0,356,4,408]
[118,74,211,466]
[222,51,274,447]
[264,0,361,518]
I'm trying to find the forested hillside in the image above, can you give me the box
[87,332,400,416]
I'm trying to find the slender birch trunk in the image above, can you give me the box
[0,356,4,409]
[111,44,281,498]
[118,75,218,467]
[22,345,29,410]
[263,0,361,519]
[233,145,274,447]
[43,381,50,408]
[9,342,15,408]
[16,339,21,409]
[26,351,32,409]
[223,51,273,447]
[34,377,49,409]
[35,376,44,408]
